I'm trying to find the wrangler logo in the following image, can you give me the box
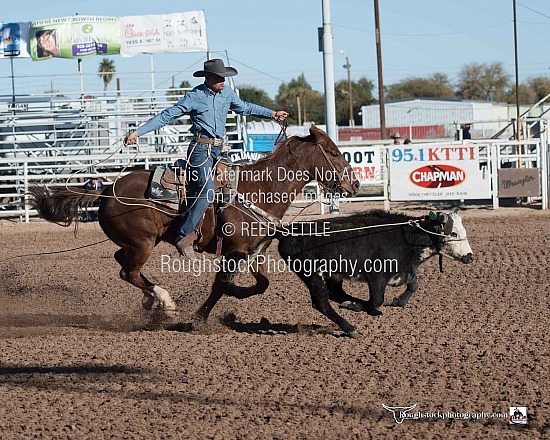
[410,165,466,188]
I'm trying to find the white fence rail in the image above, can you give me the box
[2,94,548,221]
[2,138,547,223]
[0,91,250,219]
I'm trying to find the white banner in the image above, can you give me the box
[0,22,31,58]
[341,145,383,185]
[121,11,207,57]
[389,144,491,200]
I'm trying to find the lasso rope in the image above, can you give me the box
[0,238,110,264]
[53,133,465,241]
[61,139,209,217]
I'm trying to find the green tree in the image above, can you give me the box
[457,62,510,101]
[527,76,550,102]
[386,73,455,100]
[166,80,191,102]
[335,77,376,126]
[97,58,116,96]
[275,74,324,125]
[505,84,536,105]
[237,86,275,121]
[305,93,325,126]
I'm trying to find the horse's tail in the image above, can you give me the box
[28,185,101,227]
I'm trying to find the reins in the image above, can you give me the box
[274,119,288,146]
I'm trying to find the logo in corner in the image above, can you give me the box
[382,403,417,424]
[509,407,527,425]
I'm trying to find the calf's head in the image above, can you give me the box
[437,210,474,264]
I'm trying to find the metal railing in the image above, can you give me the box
[0,91,249,216]
[2,93,549,221]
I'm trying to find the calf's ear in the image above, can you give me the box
[437,212,446,224]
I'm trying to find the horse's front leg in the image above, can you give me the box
[194,251,271,322]
[226,257,270,299]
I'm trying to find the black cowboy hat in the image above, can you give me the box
[193,59,238,78]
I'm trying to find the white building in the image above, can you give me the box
[360,98,511,138]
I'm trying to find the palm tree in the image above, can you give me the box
[98,58,116,96]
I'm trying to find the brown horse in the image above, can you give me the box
[30,125,359,323]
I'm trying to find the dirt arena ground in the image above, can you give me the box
[0,201,548,439]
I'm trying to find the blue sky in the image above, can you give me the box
[2,0,550,99]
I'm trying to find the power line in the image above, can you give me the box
[225,56,289,86]
[516,1,550,21]
[333,21,511,37]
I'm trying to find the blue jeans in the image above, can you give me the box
[176,141,222,241]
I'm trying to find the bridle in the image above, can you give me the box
[288,139,352,194]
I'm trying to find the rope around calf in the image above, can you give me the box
[49,133,463,242]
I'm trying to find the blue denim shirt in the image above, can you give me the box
[136,83,273,138]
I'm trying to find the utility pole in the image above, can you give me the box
[75,13,84,100]
[320,0,337,140]
[343,54,354,127]
[319,0,339,214]
[10,57,16,109]
[513,0,522,163]
[297,95,302,126]
[374,0,386,139]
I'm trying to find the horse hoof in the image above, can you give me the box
[142,295,154,311]
[348,330,364,339]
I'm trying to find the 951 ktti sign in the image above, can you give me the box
[389,144,491,201]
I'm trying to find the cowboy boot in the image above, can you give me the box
[175,232,198,260]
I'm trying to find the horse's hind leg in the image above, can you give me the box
[114,245,177,316]
[115,248,155,310]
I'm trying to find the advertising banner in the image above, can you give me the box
[498,168,541,197]
[29,16,121,60]
[389,144,491,200]
[121,11,207,57]
[0,22,31,58]
[341,145,383,185]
